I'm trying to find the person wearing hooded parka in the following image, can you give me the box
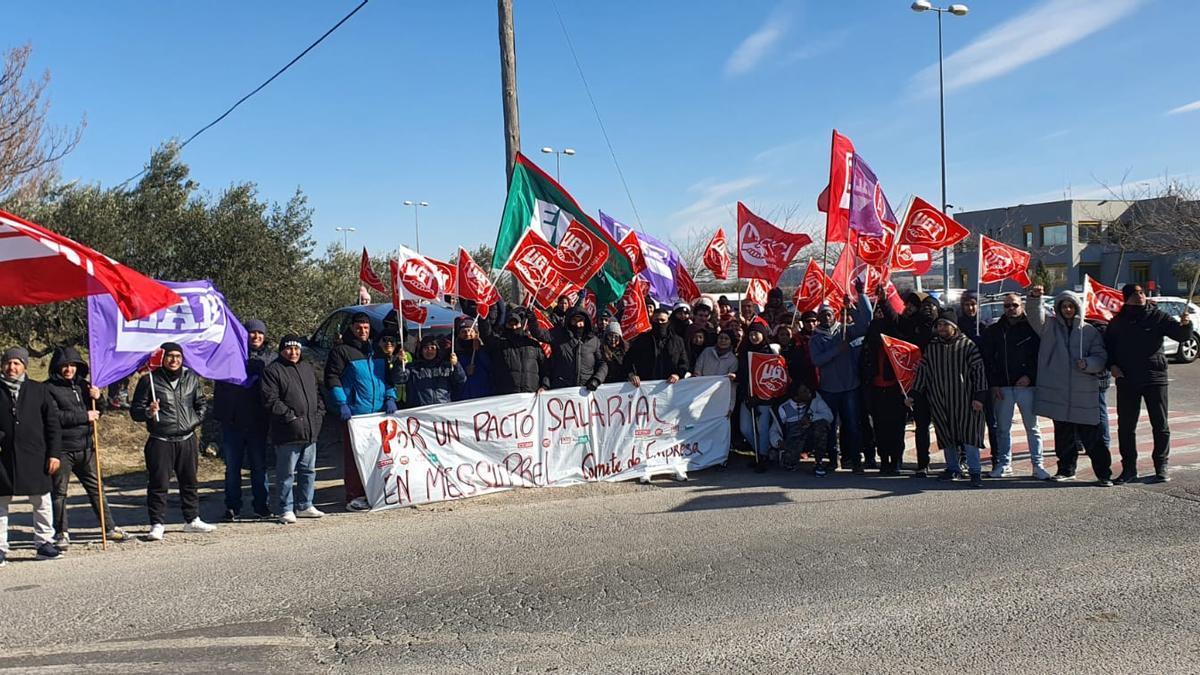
[1026,287,1113,485]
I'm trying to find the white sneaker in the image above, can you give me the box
[278,511,297,524]
[183,518,216,534]
[988,466,1013,478]
[1032,466,1053,481]
[296,506,325,519]
[147,524,165,541]
[346,497,370,511]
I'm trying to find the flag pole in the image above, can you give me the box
[90,397,109,551]
[975,233,982,336]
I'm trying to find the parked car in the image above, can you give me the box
[1148,296,1200,364]
[978,296,1056,327]
[304,302,466,371]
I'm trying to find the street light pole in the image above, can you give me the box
[540,146,576,182]
[335,226,356,249]
[402,200,429,252]
[912,1,968,292]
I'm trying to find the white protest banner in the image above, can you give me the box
[347,376,733,510]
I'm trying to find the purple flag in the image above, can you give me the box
[87,279,249,387]
[848,154,897,238]
[598,211,680,302]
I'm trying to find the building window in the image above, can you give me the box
[1077,221,1102,243]
[1078,263,1102,284]
[1023,225,1034,249]
[1130,261,1151,285]
[1040,223,1068,247]
[1045,264,1069,290]
[958,268,968,288]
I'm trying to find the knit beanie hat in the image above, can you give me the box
[1,346,29,366]
[604,320,623,338]
[244,319,267,334]
[278,334,304,352]
[160,341,184,355]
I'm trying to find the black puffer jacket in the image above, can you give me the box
[130,368,207,440]
[44,346,98,454]
[626,325,689,381]
[213,344,274,432]
[981,314,1040,387]
[481,315,546,394]
[543,309,608,389]
[261,357,324,446]
[1105,304,1193,387]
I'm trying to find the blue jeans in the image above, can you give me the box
[945,444,982,474]
[276,442,317,514]
[820,389,862,467]
[993,387,1044,469]
[223,428,269,513]
[739,403,774,460]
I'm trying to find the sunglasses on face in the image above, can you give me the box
[1003,303,1019,308]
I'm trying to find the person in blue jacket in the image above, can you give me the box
[323,312,396,512]
[809,282,873,473]
[452,316,493,401]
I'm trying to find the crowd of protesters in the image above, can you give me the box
[0,279,1190,563]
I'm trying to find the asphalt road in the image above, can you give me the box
[2,361,1199,673]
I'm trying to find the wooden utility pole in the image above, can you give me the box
[498,0,521,185]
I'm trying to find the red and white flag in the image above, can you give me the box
[137,347,165,374]
[880,335,922,394]
[579,289,598,323]
[674,261,702,304]
[792,260,841,314]
[1083,274,1124,322]
[746,278,770,307]
[748,352,790,400]
[505,228,580,308]
[531,306,554,332]
[702,227,731,280]
[617,231,648,276]
[819,129,856,244]
[427,256,457,299]
[979,235,1032,286]
[394,245,444,301]
[0,209,180,320]
[899,197,970,251]
[359,248,387,295]
[619,277,651,338]
[456,248,500,318]
[891,243,934,276]
[736,202,812,286]
[553,220,610,287]
[389,260,429,324]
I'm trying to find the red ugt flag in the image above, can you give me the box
[979,235,1032,286]
[746,278,770,308]
[899,197,970,251]
[702,227,730,280]
[748,352,790,400]
[359,248,387,295]
[394,245,444,301]
[736,202,812,286]
[1083,275,1124,322]
[505,228,580,308]
[880,335,922,394]
[819,130,856,244]
[674,262,702,304]
[456,248,500,318]
[617,231,648,276]
[792,260,839,314]
[619,277,651,338]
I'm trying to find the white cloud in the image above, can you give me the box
[1167,100,1200,116]
[911,0,1144,96]
[669,176,764,233]
[724,12,789,77]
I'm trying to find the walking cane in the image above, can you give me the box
[90,397,108,551]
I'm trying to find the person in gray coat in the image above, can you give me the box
[1027,287,1113,485]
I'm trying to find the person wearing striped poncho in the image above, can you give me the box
[906,309,989,487]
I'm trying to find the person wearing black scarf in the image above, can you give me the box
[626,308,689,386]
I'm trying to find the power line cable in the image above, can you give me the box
[118,0,369,188]
[549,0,645,232]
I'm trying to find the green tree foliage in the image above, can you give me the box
[0,144,364,353]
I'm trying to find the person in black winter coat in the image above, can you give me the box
[481,306,547,394]
[543,309,607,391]
[1105,284,1194,482]
[130,342,215,539]
[1,346,64,562]
[45,347,128,546]
[599,320,629,384]
[896,292,939,476]
[861,289,907,475]
[261,334,326,522]
[625,307,689,386]
[396,335,467,406]
[980,293,1048,479]
[213,318,275,521]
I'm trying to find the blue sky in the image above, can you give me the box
[9,0,1199,262]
